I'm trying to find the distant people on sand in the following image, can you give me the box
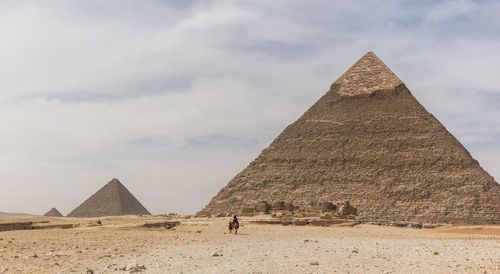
[97,219,102,226]
[228,215,239,234]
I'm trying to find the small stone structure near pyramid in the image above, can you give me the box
[43,207,63,217]
[199,52,500,224]
[68,178,151,218]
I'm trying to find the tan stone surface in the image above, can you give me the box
[200,52,500,224]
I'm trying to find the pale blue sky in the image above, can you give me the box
[0,0,499,214]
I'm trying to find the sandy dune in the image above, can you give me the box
[0,216,499,273]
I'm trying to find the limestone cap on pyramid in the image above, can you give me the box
[332,52,403,97]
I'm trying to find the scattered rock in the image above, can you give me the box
[272,201,285,210]
[256,201,271,214]
[409,222,423,229]
[280,220,292,226]
[433,251,439,255]
[241,206,256,216]
[321,202,337,211]
[249,219,282,225]
[283,202,295,211]
[143,221,180,229]
[211,250,223,257]
[293,212,306,218]
[49,251,67,258]
[320,212,334,219]
[125,263,146,273]
[86,269,94,274]
[337,201,357,217]
[309,219,333,227]
[293,218,310,226]
[310,261,320,266]
[422,224,440,229]
[352,250,359,253]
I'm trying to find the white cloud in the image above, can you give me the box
[0,0,499,214]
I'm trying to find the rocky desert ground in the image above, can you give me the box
[0,215,499,274]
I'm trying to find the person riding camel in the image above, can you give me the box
[228,215,240,234]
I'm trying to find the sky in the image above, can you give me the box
[1,0,499,215]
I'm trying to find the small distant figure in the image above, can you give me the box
[97,219,102,226]
[228,215,239,235]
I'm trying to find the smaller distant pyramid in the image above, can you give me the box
[44,207,63,217]
[67,178,151,218]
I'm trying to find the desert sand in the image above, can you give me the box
[0,215,499,274]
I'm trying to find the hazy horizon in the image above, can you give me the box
[1,0,499,215]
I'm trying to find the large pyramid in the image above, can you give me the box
[68,178,151,217]
[43,207,63,217]
[200,52,500,224]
